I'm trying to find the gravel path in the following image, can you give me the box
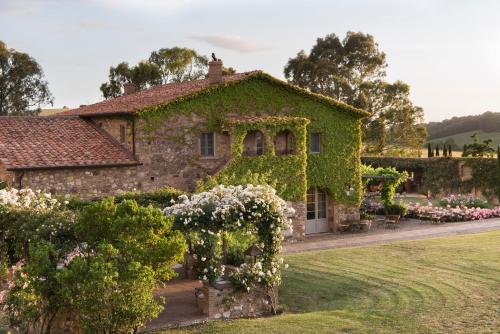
[283,218,500,254]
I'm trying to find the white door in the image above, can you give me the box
[306,188,329,234]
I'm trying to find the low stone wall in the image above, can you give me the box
[195,281,273,320]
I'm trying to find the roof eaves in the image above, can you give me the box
[6,161,142,172]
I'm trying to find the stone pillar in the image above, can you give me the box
[287,201,306,241]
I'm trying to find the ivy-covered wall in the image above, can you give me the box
[137,73,366,205]
[362,157,498,200]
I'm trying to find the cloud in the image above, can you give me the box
[190,33,271,53]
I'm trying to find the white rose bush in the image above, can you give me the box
[164,184,294,295]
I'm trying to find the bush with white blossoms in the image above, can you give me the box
[164,184,293,290]
[0,188,60,211]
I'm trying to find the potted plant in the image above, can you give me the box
[359,211,374,231]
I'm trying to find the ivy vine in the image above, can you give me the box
[137,72,366,205]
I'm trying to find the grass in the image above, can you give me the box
[169,231,500,334]
[428,130,500,153]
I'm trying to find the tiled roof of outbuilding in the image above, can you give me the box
[0,116,140,170]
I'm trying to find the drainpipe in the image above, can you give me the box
[16,171,25,189]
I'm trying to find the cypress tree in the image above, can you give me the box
[427,143,432,157]
[443,146,448,157]
[448,145,452,157]
[435,145,440,157]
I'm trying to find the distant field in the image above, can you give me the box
[39,108,68,116]
[428,130,500,150]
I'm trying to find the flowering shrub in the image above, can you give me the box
[0,188,60,210]
[408,203,500,222]
[1,191,186,333]
[164,184,293,293]
[439,194,488,209]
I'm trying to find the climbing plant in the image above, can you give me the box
[164,184,292,308]
[362,165,408,206]
[138,72,367,205]
[362,157,498,200]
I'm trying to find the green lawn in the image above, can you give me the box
[169,231,500,334]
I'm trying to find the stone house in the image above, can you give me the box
[0,60,368,239]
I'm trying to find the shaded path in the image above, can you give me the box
[140,279,206,332]
[283,218,500,254]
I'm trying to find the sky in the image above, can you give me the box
[2,0,500,122]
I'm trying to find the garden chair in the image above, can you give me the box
[384,215,400,229]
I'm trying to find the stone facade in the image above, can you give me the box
[196,280,273,320]
[329,202,360,232]
[17,166,140,200]
[91,116,134,152]
[288,201,306,240]
[133,114,233,192]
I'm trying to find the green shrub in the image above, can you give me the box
[5,198,187,333]
[62,187,183,211]
[384,203,408,217]
[225,230,258,267]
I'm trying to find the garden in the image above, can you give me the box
[0,185,292,333]
[361,165,500,225]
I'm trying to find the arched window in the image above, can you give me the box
[243,130,265,156]
[274,130,295,155]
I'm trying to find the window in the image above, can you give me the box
[310,132,321,153]
[255,131,264,155]
[119,125,126,144]
[200,132,215,157]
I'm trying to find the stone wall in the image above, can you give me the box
[19,166,140,200]
[0,163,15,187]
[288,201,306,240]
[91,116,134,152]
[329,203,360,232]
[131,114,232,193]
[196,281,273,320]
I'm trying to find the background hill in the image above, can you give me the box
[426,111,500,150]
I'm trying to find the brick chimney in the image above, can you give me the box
[123,82,137,95]
[208,60,223,84]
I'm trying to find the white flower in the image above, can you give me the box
[201,257,206,262]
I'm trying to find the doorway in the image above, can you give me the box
[306,188,329,234]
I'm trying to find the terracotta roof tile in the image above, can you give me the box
[0,116,140,170]
[61,72,256,117]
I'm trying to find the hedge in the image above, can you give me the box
[362,157,499,200]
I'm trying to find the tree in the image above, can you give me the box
[283,32,427,155]
[435,145,439,157]
[448,145,452,157]
[0,40,53,116]
[100,61,162,99]
[149,47,208,83]
[427,143,433,158]
[101,47,236,99]
[462,132,496,157]
[443,145,448,157]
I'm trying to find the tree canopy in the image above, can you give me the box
[100,47,236,99]
[284,32,427,155]
[0,41,53,116]
[462,132,496,157]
